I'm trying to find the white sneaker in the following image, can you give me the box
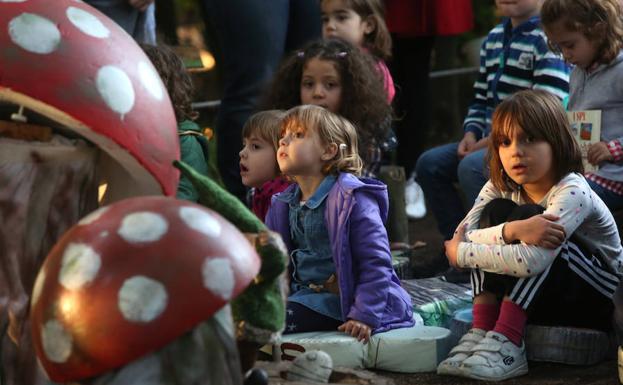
[405,176,426,219]
[437,328,486,376]
[460,331,528,381]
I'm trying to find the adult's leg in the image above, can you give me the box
[285,0,322,52]
[457,148,489,209]
[202,0,289,201]
[415,142,464,239]
[391,36,435,176]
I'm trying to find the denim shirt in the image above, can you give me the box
[275,175,342,321]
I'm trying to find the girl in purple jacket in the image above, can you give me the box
[266,105,413,343]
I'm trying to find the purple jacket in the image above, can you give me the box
[266,173,414,334]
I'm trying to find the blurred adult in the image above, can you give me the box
[84,0,156,44]
[201,0,321,201]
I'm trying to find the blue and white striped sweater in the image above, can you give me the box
[463,16,570,139]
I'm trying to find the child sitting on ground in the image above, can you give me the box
[439,89,622,381]
[239,110,290,221]
[266,105,413,341]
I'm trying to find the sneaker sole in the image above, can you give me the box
[450,316,615,365]
[437,363,465,377]
[461,362,528,382]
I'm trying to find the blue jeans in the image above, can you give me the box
[415,143,488,239]
[202,0,321,200]
[586,179,623,211]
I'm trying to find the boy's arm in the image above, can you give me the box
[462,38,490,141]
[532,36,570,100]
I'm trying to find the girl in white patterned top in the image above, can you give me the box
[439,89,622,381]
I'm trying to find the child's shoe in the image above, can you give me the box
[460,330,528,381]
[437,328,486,376]
[405,175,426,219]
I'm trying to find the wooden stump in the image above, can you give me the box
[0,135,98,385]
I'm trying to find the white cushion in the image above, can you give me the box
[267,324,451,373]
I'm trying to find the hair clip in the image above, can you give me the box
[296,51,305,59]
[339,143,347,151]
[336,51,347,58]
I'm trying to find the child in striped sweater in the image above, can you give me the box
[415,0,570,244]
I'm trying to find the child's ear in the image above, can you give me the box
[363,16,376,35]
[321,142,338,161]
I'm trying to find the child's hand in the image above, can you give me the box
[457,132,477,158]
[338,320,371,344]
[128,0,154,11]
[504,214,565,248]
[587,142,613,165]
[444,224,466,268]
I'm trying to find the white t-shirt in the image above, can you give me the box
[456,173,623,277]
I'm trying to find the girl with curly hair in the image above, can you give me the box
[260,38,392,178]
[542,0,623,212]
[141,43,209,202]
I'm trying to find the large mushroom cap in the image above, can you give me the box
[30,197,261,382]
[0,0,179,198]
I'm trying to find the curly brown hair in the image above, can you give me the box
[320,0,392,60]
[259,38,392,159]
[488,89,583,192]
[140,44,198,122]
[541,0,623,64]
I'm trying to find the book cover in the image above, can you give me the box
[567,110,601,173]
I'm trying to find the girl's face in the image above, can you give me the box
[498,125,556,195]
[300,57,343,113]
[277,124,330,177]
[321,0,373,48]
[239,135,278,188]
[545,20,598,69]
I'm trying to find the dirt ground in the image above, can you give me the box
[387,212,621,385]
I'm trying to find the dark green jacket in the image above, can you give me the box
[177,120,209,202]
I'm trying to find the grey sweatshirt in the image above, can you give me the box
[568,51,623,182]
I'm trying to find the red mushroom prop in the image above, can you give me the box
[30,196,261,382]
[0,0,179,199]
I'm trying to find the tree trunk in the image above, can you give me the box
[0,134,98,385]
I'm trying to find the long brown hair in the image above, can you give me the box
[541,0,623,64]
[141,44,198,122]
[321,0,392,60]
[488,89,583,192]
[259,38,392,159]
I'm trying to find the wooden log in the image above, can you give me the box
[0,136,98,385]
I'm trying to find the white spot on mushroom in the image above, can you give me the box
[31,270,46,307]
[202,257,234,300]
[96,65,135,117]
[59,243,101,290]
[118,212,168,243]
[118,276,167,322]
[41,320,73,363]
[78,206,109,226]
[66,7,110,38]
[9,13,61,54]
[179,207,221,237]
[138,61,164,100]
[99,231,109,238]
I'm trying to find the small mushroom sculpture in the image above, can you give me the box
[0,0,179,200]
[286,350,334,383]
[30,197,261,383]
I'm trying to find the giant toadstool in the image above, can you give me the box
[0,0,179,200]
[30,196,261,382]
